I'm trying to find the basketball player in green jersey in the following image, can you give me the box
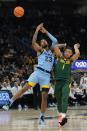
[53,43,80,127]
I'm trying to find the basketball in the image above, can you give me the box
[14,6,24,18]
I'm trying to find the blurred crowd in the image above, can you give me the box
[69,73,87,106]
[0,67,87,109]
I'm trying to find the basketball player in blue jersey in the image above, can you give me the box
[2,23,65,125]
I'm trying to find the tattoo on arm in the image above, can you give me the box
[32,31,38,44]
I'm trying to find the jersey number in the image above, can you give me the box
[45,56,52,62]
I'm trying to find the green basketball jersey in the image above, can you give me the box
[54,57,72,81]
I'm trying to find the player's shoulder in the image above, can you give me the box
[37,49,44,56]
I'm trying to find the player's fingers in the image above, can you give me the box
[39,23,44,27]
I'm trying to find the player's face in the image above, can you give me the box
[14,82,18,87]
[64,49,73,58]
[84,73,87,77]
[3,82,7,87]
[40,39,48,48]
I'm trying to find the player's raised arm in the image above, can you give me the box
[57,43,67,48]
[40,26,58,48]
[53,45,63,58]
[40,26,66,58]
[70,43,80,62]
[32,23,43,52]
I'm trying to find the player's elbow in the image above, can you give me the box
[54,38,58,44]
[32,43,35,49]
[77,51,80,58]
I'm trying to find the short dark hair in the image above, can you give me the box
[65,46,74,53]
[39,34,52,48]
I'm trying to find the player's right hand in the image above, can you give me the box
[74,43,80,49]
[40,26,48,34]
[36,23,43,32]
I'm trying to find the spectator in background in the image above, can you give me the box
[80,73,87,93]
[22,83,33,109]
[11,81,22,96]
[48,83,56,107]
[1,81,11,91]
[11,81,22,109]
[33,83,41,110]
[69,80,86,106]
[69,82,77,106]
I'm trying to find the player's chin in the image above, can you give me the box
[65,55,71,59]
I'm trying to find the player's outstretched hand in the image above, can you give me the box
[40,26,48,34]
[36,23,43,32]
[74,43,80,49]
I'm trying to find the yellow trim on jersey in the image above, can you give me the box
[41,85,49,88]
[69,83,71,88]
[27,82,36,87]
[37,49,45,56]
[60,59,71,64]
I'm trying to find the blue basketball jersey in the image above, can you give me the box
[37,49,54,72]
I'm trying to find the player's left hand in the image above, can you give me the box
[40,26,48,34]
[74,43,80,49]
[36,23,43,32]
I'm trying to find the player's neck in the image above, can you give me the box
[44,47,49,51]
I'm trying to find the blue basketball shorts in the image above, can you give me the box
[27,69,51,90]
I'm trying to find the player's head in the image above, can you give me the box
[40,39,49,49]
[3,82,7,87]
[64,46,73,58]
[40,37,52,49]
[84,73,87,77]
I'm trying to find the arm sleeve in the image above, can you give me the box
[47,32,58,48]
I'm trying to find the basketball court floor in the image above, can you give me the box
[0,106,87,131]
